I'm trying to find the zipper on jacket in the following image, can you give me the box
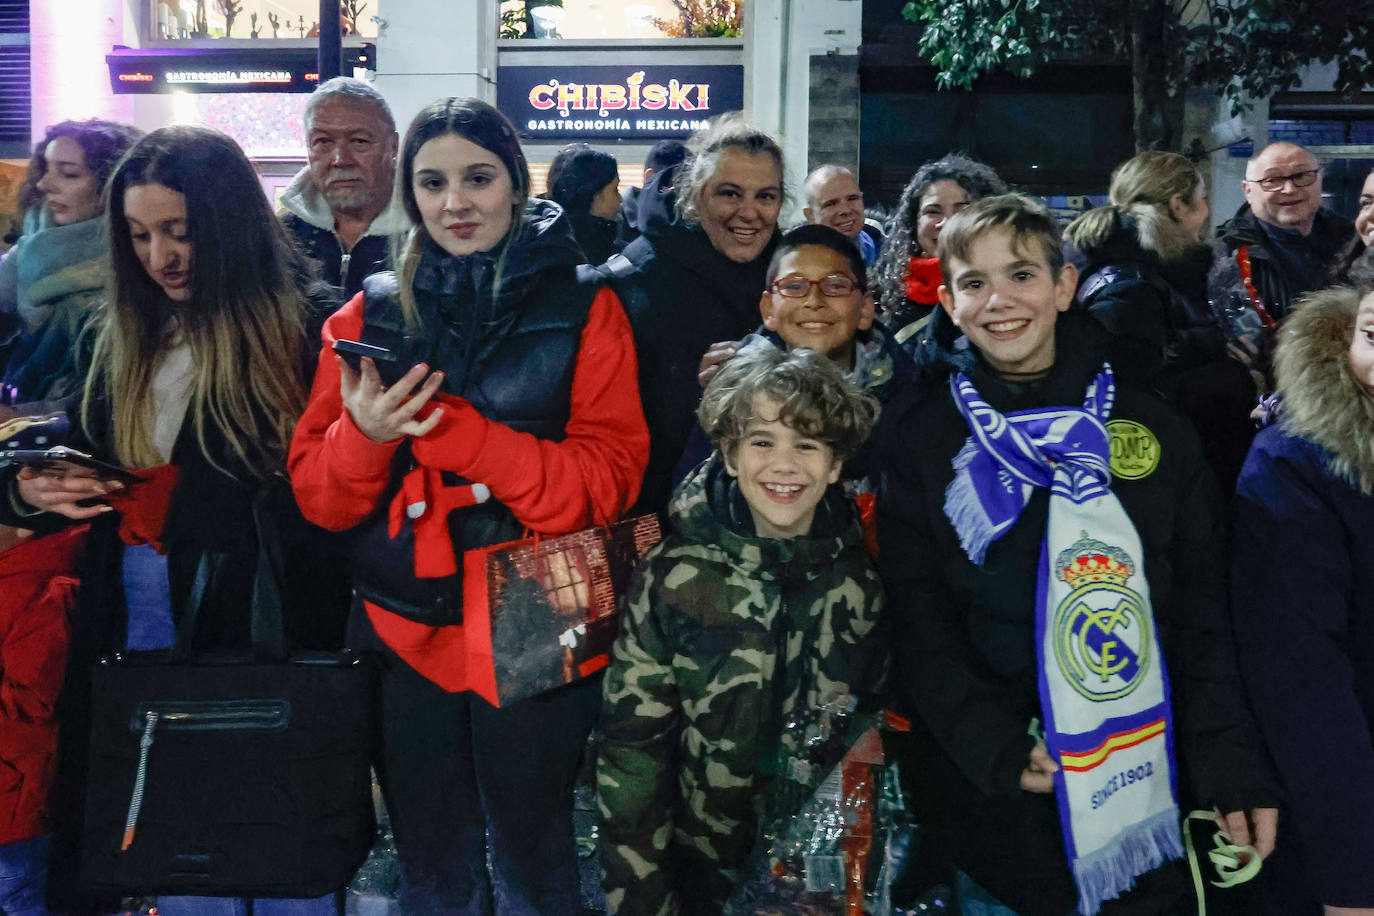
[335,229,356,289]
[118,700,289,851]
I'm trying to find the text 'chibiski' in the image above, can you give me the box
[528,71,712,118]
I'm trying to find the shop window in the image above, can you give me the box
[535,545,592,619]
[150,0,379,41]
[499,0,742,40]
[0,0,30,157]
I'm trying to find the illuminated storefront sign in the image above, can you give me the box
[498,64,744,139]
[106,46,370,94]
[165,70,294,85]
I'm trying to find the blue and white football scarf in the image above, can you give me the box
[944,364,1183,916]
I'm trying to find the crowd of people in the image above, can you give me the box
[0,73,1372,916]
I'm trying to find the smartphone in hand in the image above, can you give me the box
[333,339,412,388]
[9,446,141,485]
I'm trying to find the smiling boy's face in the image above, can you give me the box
[760,245,874,372]
[726,394,842,540]
[938,227,1077,376]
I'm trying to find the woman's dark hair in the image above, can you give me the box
[95,125,311,475]
[1332,168,1374,290]
[873,153,1008,309]
[1346,244,1374,295]
[20,118,144,212]
[545,143,618,213]
[396,97,529,230]
[393,98,532,325]
[106,125,303,313]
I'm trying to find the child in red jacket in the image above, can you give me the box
[0,524,85,916]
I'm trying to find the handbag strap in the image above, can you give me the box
[171,552,213,661]
[248,488,288,659]
[171,487,288,662]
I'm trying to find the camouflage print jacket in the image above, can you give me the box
[597,457,885,915]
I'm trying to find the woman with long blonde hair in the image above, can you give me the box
[1066,149,1255,491]
[5,125,348,916]
[1065,150,1216,373]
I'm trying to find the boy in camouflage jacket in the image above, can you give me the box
[597,345,887,915]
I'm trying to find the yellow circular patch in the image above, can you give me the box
[1107,419,1160,480]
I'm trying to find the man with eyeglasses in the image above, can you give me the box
[1215,142,1355,324]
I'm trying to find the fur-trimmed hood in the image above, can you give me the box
[1274,286,1374,493]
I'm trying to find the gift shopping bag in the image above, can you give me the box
[726,702,916,915]
[462,514,662,706]
[80,493,378,898]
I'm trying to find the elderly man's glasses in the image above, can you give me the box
[770,275,859,298]
[1245,169,1321,192]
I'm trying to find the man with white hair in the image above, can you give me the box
[803,164,881,266]
[279,76,408,299]
[1215,141,1354,322]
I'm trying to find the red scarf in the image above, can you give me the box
[904,255,943,305]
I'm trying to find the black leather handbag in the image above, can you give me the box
[79,493,378,898]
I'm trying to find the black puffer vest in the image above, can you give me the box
[349,205,597,624]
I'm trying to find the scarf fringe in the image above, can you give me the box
[1072,808,1184,916]
[945,437,1000,565]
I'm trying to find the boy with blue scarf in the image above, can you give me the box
[877,194,1280,916]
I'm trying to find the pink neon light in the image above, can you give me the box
[30,0,134,138]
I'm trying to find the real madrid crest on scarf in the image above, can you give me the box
[945,364,1183,915]
[1051,533,1153,704]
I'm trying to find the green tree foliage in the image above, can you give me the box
[903,0,1374,151]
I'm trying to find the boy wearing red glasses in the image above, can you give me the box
[687,224,914,491]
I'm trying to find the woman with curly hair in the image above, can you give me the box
[0,118,142,402]
[872,153,1007,353]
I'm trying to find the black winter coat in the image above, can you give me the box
[876,313,1279,915]
[1073,213,1225,377]
[1213,205,1354,322]
[346,201,598,622]
[282,211,390,301]
[1073,213,1258,493]
[615,182,778,516]
[0,278,348,654]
